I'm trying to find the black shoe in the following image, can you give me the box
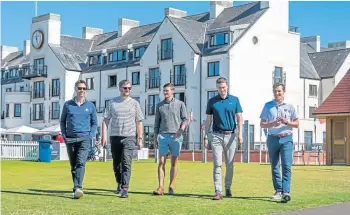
[225,189,232,198]
[120,188,128,198]
[115,184,122,194]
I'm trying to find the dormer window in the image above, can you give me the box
[109,50,127,62]
[134,47,145,58]
[210,32,229,46]
[89,55,101,66]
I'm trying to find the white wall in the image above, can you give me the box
[3,91,31,128]
[321,78,334,103]
[335,54,350,87]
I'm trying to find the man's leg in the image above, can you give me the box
[168,135,183,192]
[74,138,90,191]
[223,133,237,197]
[267,136,282,194]
[211,133,224,199]
[121,136,136,189]
[66,143,77,192]
[110,136,123,189]
[280,140,293,202]
[153,134,170,195]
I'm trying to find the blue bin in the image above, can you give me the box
[39,139,52,162]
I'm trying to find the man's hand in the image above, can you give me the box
[204,138,209,149]
[101,136,107,145]
[137,138,143,150]
[175,129,183,139]
[277,117,288,125]
[271,121,281,127]
[154,135,158,149]
[238,134,243,145]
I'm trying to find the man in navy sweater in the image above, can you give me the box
[60,80,97,199]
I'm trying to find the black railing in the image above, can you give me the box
[1,112,4,119]
[174,75,185,86]
[161,49,172,60]
[32,111,44,121]
[21,65,48,78]
[33,89,45,99]
[51,88,60,97]
[5,88,31,93]
[96,107,105,113]
[51,110,60,120]
[149,78,160,89]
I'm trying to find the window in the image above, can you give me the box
[309,85,317,97]
[174,65,185,86]
[135,47,145,58]
[33,81,45,98]
[132,97,140,104]
[1,70,4,79]
[105,100,110,108]
[208,62,220,77]
[148,95,159,115]
[309,106,316,118]
[323,132,326,144]
[5,104,9,117]
[52,102,60,119]
[210,33,229,46]
[304,131,313,144]
[109,52,117,62]
[34,58,45,74]
[174,92,185,103]
[161,38,172,60]
[52,79,60,97]
[33,103,44,120]
[273,67,284,85]
[14,135,21,141]
[108,75,117,88]
[249,125,255,150]
[14,104,21,117]
[89,55,101,65]
[20,86,24,92]
[149,68,160,89]
[207,91,218,100]
[86,78,94,90]
[6,88,12,92]
[132,72,140,85]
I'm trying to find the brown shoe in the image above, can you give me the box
[212,193,223,200]
[153,187,164,195]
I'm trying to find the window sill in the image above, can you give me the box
[308,96,318,98]
[132,84,140,86]
[107,86,118,89]
[160,58,172,62]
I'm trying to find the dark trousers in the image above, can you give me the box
[110,136,136,189]
[66,137,91,192]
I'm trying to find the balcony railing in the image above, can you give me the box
[173,75,185,86]
[50,110,60,120]
[1,112,4,119]
[149,78,160,89]
[96,107,105,113]
[21,65,47,79]
[33,89,45,99]
[32,111,44,121]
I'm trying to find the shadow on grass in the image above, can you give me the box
[1,190,72,199]
[86,188,273,202]
[293,168,347,172]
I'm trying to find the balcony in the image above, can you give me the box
[32,89,45,99]
[173,75,185,86]
[31,110,44,122]
[50,109,60,120]
[149,78,160,89]
[21,65,47,79]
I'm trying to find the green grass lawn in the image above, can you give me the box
[1,160,350,215]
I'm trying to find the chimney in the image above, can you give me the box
[164,8,187,18]
[24,40,30,55]
[82,27,104,39]
[328,41,350,49]
[0,46,19,60]
[260,1,269,10]
[118,18,140,37]
[301,36,320,52]
[210,1,233,19]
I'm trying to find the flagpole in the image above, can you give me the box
[35,1,37,16]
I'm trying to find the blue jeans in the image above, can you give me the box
[66,137,91,192]
[267,135,293,193]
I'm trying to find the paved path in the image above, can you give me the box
[273,202,350,215]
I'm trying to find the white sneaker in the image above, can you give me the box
[271,191,282,200]
[281,193,291,203]
[73,188,84,199]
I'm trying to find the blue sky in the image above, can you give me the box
[1,1,350,49]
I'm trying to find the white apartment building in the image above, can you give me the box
[1,1,350,149]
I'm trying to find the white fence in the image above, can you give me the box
[1,141,39,160]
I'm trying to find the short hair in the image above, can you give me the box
[273,83,286,91]
[163,83,174,90]
[216,77,228,84]
[119,79,131,88]
[75,80,87,88]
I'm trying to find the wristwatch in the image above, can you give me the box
[138,137,143,140]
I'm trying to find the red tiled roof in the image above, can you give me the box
[314,69,350,115]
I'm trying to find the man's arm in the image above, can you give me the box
[204,114,213,136]
[137,121,143,138]
[154,104,160,135]
[287,119,299,128]
[90,104,97,137]
[101,101,112,145]
[235,112,243,137]
[60,102,67,138]
[179,102,188,132]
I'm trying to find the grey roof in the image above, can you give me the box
[1,51,23,67]
[82,60,140,73]
[6,54,30,67]
[203,2,268,54]
[309,48,350,78]
[49,35,93,71]
[167,16,207,54]
[183,12,210,22]
[300,43,320,80]
[1,77,23,85]
[90,31,119,52]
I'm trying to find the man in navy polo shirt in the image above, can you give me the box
[260,83,299,203]
[60,80,97,199]
[204,77,243,200]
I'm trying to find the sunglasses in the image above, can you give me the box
[123,87,132,90]
[77,87,86,91]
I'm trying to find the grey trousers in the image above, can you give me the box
[211,132,237,194]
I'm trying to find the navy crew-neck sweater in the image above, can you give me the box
[60,99,97,138]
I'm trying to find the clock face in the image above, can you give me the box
[32,30,44,49]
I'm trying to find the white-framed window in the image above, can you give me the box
[208,62,220,77]
[309,106,316,118]
[207,91,218,100]
[309,85,317,97]
[148,95,159,115]
[86,78,94,90]
[108,75,117,88]
[132,72,140,85]
[304,131,313,144]
[210,32,229,46]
